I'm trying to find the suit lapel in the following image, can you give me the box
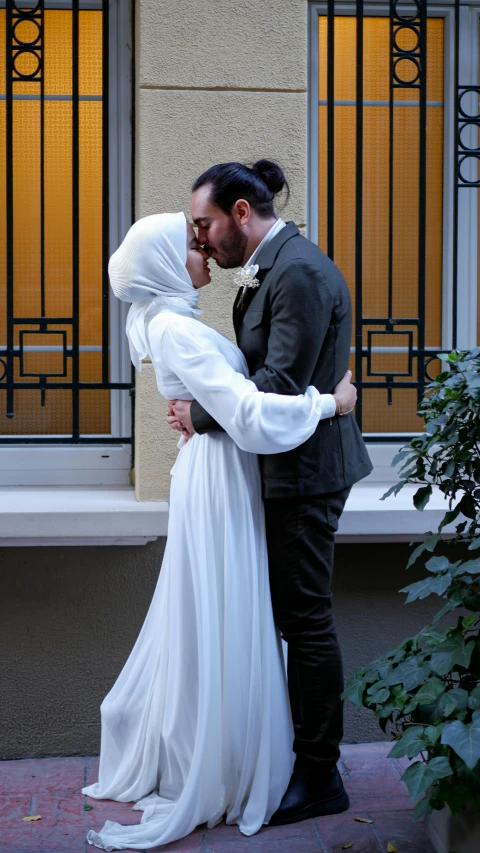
[232,288,244,334]
[255,221,299,271]
[232,222,299,337]
[233,267,269,335]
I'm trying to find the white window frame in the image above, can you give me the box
[0,0,133,486]
[308,0,480,474]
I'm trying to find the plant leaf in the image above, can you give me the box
[387,844,398,853]
[415,677,446,705]
[400,578,436,604]
[343,679,365,710]
[381,482,406,502]
[429,574,453,597]
[392,449,413,467]
[354,817,374,824]
[413,796,433,819]
[413,485,433,511]
[388,727,427,759]
[468,686,480,710]
[384,658,431,691]
[366,687,390,705]
[438,688,469,718]
[458,494,476,520]
[425,555,451,574]
[401,757,452,799]
[441,719,480,769]
[425,724,443,744]
[407,534,440,569]
[430,637,475,676]
[459,558,480,575]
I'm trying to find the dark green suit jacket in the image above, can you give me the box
[191,222,372,498]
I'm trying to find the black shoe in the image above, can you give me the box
[269,766,349,826]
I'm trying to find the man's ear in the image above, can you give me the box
[232,198,251,226]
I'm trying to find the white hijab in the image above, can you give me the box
[108,212,200,371]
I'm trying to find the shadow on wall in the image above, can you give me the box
[334,543,445,742]
[1,541,440,758]
[0,542,165,760]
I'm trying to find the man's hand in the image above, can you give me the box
[333,370,357,416]
[166,399,195,437]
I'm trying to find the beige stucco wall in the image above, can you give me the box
[134,0,308,500]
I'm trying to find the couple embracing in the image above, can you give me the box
[83,159,372,850]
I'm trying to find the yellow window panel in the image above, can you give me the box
[0,9,109,436]
[318,15,444,434]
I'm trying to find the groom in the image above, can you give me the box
[167,160,372,825]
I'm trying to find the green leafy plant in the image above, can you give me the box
[344,349,480,819]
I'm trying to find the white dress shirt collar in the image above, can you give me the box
[245,218,286,269]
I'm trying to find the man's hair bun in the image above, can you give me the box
[252,159,288,197]
[193,158,290,218]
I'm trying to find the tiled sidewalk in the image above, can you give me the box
[0,743,435,853]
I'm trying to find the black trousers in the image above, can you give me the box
[264,487,350,775]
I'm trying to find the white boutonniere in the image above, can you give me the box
[234,264,260,296]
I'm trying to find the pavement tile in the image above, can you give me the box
[346,792,412,813]
[204,839,324,853]
[156,833,204,851]
[314,811,382,853]
[341,743,392,761]
[0,826,85,853]
[340,748,414,813]
[29,792,89,826]
[0,757,86,795]
[0,794,32,821]
[205,818,317,843]
[391,755,420,778]
[368,810,436,853]
[0,748,435,853]
[83,797,141,823]
[84,756,100,787]
[343,773,411,802]
[340,745,400,782]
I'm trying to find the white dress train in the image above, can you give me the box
[83,307,335,850]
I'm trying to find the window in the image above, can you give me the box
[309,0,479,443]
[0,0,133,485]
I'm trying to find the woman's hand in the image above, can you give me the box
[167,400,195,440]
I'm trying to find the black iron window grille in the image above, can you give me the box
[310,0,480,441]
[0,0,134,445]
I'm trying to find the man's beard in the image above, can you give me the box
[208,220,247,269]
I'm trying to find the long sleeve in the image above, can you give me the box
[190,398,225,434]
[150,315,335,456]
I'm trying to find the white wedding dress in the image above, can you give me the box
[83,304,334,851]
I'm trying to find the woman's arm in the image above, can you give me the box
[149,315,335,455]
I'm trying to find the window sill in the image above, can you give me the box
[0,487,168,546]
[0,481,452,546]
[337,482,453,542]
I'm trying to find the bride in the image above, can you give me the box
[83,212,356,851]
